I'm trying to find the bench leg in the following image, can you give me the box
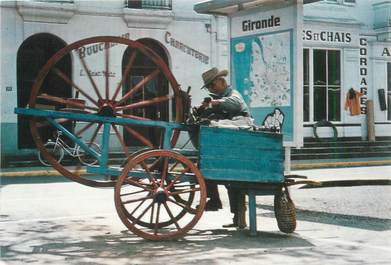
[248,190,257,236]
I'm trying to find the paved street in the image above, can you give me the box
[1,166,391,265]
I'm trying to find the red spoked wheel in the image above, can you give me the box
[28,36,184,187]
[114,150,206,240]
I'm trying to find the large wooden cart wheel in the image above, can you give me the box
[115,149,206,240]
[28,36,184,187]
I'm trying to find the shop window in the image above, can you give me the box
[303,48,341,122]
[388,63,391,120]
[125,0,172,10]
[303,49,310,122]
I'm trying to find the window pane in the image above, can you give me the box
[328,50,340,86]
[304,49,309,86]
[313,50,326,86]
[304,85,310,122]
[388,63,391,120]
[328,86,340,121]
[314,86,327,121]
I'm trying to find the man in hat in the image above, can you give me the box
[198,67,253,228]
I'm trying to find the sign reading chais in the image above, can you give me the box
[303,30,352,44]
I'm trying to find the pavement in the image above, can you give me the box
[1,164,390,187]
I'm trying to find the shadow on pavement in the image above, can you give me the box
[258,205,391,231]
[1,218,315,265]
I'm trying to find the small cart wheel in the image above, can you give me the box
[115,149,206,240]
[274,187,296,233]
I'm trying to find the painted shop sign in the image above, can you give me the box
[164,32,209,64]
[231,7,295,37]
[79,70,115,77]
[77,33,130,59]
[242,15,281,32]
[359,37,368,114]
[303,29,352,44]
[373,45,391,58]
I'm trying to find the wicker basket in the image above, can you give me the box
[274,188,296,233]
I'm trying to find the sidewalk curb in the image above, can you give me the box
[0,169,86,177]
[1,160,391,178]
[291,160,391,170]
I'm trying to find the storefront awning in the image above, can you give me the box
[194,0,320,16]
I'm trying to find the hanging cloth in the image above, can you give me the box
[344,88,364,116]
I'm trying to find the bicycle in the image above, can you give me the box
[38,130,101,166]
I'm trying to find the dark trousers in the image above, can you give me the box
[206,182,242,217]
[226,185,241,214]
[206,181,220,201]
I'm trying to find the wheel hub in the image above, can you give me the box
[154,189,168,203]
[98,101,116,117]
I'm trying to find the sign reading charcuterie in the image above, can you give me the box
[164,32,209,64]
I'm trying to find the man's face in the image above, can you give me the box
[207,77,227,95]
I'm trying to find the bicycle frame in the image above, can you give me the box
[52,134,79,157]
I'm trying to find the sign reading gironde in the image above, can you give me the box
[230,4,299,144]
[242,15,281,32]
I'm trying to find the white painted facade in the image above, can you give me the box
[0,0,390,159]
[0,0,229,157]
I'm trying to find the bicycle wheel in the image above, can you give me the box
[38,142,65,166]
[77,142,101,166]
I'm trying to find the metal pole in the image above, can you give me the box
[284,146,291,174]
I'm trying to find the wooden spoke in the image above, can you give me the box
[130,197,148,216]
[150,202,155,226]
[169,187,200,196]
[169,161,181,172]
[112,51,138,101]
[166,167,191,191]
[163,202,181,230]
[120,189,149,197]
[124,178,153,192]
[105,42,110,100]
[76,122,95,137]
[167,198,197,215]
[159,157,169,187]
[111,124,129,156]
[140,161,158,189]
[149,157,163,171]
[89,123,102,144]
[123,126,154,147]
[122,194,154,205]
[78,54,103,101]
[116,68,161,106]
[154,203,161,235]
[116,95,172,112]
[53,68,99,107]
[37,94,98,111]
[36,118,70,128]
[134,201,154,223]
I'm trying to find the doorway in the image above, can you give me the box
[17,33,71,149]
[121,39,169,147]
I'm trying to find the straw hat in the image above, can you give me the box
[201,67,228,89]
